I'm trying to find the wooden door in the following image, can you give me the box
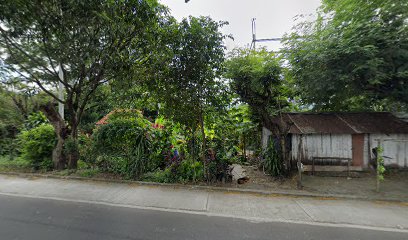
[352,134,364,166]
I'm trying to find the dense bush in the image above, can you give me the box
[90,111,155,179]
[0,124,19,158]
[142,169,170,183]
[143,160,204,183]
[173,160,204,183]
[19,124,56,170]
[24,112,48,130]
[82,110,234,184]
[262,139,283,176]
[0,155,30,171]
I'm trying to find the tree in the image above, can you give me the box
[0,86,24,157]
[206,104,258,161]
[145,16,230,161]
[0,0,165,169]
[283,0,408,111]
[225,48,294,172]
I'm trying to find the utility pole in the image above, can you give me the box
[58,63,64,120]
[58,4,64,120]
[250,18,282,50]
[251,18,256,49]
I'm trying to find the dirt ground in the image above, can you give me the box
[225,165,408,201]
[211,165,297,191]
[301,171,408,201]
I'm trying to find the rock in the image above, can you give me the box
[231,164,249,184]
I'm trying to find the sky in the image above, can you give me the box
[160,0,322,51]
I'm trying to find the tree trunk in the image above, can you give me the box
[65,101,80,169]
[66,125,79,169]
[243,135,246,161]
[40,102,67,170]
[191,127,197,160]
[280,136,289,173]
[198,109,208,182]
[53,135,66,170]
[199,110,206,162]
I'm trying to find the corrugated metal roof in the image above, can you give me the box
[271,112,408,134]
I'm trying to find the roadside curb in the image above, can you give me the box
[1,171,406,204]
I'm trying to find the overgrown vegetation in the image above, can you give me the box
[283,0,408,111]
[262,139,283,177]
[19,124,56,170]
[0,0,407,183]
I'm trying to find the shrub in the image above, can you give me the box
[142,168,172,183]
[24,112,48,130]
[78,133,96,166]
[19,124,56,170]
[91,116,154,179]
[143,160,204,183]
[0,155,30,171]
[175,160,204,183]
[262,139,283,176]
[205,139,234,182]
[77,168,100,178]
[0,122,20,158]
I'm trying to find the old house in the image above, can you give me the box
[262,112,408,170]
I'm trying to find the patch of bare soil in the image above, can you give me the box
[215,165,298,191]
[215,164,408,201]
[301,171,408,201]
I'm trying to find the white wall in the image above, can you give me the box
[291,134,352,161]
[261,127,272,149]
[364,134,408,168]
[266,131,408,168]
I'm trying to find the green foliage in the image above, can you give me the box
[142,168,173,183]
[0,156,30,171]
[24,112,48,130]
[284,0,408,111]
[77,168,100,178]
[148,16,230,126]
[64,136,79,157]
[76,160,89,170]
[207,105,259,161]
[175,160,204,183]
[77,133,95,165]
[91,112,154,179]
[206,152,232,182]
[225,48,294,130]
[19,124,56,170]
[1,0,167,169]
[377,146,386,181]
[143,160,204,183]
[77,85,112,133]
[136,16,231,163]
[0,87,24,157]
[262,139,283,176]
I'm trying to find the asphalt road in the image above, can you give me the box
[0,195,406,240]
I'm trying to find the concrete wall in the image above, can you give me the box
[364,134,408,168]
[291,134,352,161]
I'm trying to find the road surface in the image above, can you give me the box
[1,195,406,240]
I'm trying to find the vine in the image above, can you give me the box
[376,145,385,192]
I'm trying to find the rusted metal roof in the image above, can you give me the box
[271,112,408,134]
[95,111,115,125]
[95,109,143,125]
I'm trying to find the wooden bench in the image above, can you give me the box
[302,157,362,177]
